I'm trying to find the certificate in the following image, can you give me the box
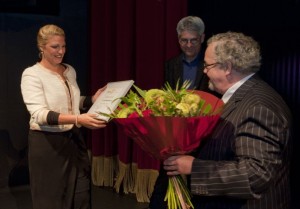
[88,80,134,121]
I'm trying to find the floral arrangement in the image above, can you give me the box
[105,81,215,119]
[99,81,223,209]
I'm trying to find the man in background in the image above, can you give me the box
[148,16,215,209]
[164,16,209,91]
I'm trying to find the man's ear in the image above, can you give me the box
[223,61,233,74]
[200,33,205,43]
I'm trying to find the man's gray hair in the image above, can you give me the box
[207,31,261,74]
[176,16,205,37]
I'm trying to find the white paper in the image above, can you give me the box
[88,80,134,121]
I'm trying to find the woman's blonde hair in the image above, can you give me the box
[37,24,65,50]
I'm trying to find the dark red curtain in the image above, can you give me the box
[90,0,187,88]
[88,0,188,202]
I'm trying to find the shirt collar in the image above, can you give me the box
[222,73,255,103]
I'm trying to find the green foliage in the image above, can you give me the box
[98,80,215,119]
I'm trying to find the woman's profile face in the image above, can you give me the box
[41,35,66,65]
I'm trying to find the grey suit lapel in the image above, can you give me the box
[173,54,184,86]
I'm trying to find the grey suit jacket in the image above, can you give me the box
[191,75,292,209]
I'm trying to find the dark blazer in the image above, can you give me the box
[191,75,292,209]
[164,53,210,91]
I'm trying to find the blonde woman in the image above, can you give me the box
[21,24,106,209]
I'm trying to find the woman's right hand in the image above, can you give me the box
[77,113,107,129]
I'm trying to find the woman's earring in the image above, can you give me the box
[39,51,43,59]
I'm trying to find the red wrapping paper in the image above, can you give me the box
[114,91,223,160]
[115,115,221,160]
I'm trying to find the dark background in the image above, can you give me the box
[0,0,60,15]
[0,0,299,208]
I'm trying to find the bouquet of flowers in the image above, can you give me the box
[99,81,223,209]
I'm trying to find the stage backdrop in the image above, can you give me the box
[88,0,188,202]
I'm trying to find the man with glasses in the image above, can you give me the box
[163,32,292,209]
[148,16,216,209]
[164,16,209,90]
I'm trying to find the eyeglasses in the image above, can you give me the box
[202,62,220,71]
[179,38,200,46]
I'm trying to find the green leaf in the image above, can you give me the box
[203,104,212,115]
[133,84,146,98]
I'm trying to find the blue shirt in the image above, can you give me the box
[182,54,200,89]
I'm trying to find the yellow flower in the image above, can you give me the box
[144,89,167,105]
[175,103,190,116]
[181,93,201,105]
